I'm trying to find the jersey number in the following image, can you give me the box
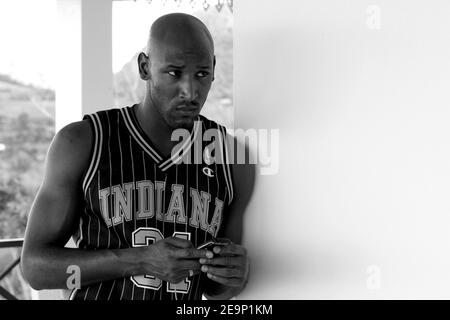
[130,227,191,293]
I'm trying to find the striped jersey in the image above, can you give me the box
[69,105,234,300]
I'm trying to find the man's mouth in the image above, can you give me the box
[176,105,199,116]
[176,105,198,112]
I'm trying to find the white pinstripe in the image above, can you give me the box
[83,286,90,300]
[214,139,220,237]
[107,280,116,301]
[161,172,168,299]
[82,113,103,196]
[160,119,200,171]
[106,112,120,300]
[142,150,148,301]
[120,107,162,163]
[69,288,78,300]
[152,162,157,301]
[98,173,111,248]
[191,162,200,300]
[185,163,189,235]
[120,279,126,300]
[117,114,131,248]
[129,135,136,300]
[172,165,178,301]
[130,136,136,233]
[161,171,168,300]
[131,280,135,300]
[87,191,93,246]
[204,122,210,247]
[106,112,122,249]
[95,197,101,247]
[95,282,102,300]
[218,125,234,204]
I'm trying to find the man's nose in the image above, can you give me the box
[179,76,198,103]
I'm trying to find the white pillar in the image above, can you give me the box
[56,0,112,131]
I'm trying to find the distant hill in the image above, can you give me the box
[0,74,22,86]
[0,74,54,102]
[0,74,55,120]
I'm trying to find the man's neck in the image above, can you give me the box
[134,100,175,157]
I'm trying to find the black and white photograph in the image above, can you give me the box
[1,0,450,308]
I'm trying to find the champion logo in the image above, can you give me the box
[202,167,214,177]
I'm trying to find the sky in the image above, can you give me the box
[0,0,57,88]
[0,0,209,89]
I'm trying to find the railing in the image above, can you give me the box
[0,238,24,300]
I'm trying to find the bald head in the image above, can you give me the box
[147,13,214,58]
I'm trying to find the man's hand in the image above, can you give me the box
[199,241,249,288]
[140,237,213,284]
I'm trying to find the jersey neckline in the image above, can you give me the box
[120,105,200,172]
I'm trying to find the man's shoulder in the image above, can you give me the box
[52,120,93,167]
[45,119,93,179]
[57,106,124,144]
[57,119,91,144]
[55,108,125,161]
[82,106,124,120]
[198,114,228,132]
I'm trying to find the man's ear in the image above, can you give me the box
[212,55,216,82]
[138,52,150,80]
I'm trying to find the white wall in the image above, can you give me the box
[235,0,450,299]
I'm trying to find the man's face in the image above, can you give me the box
[146,38,215,130]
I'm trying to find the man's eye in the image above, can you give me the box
[168,70,180,77]
[197,71,209,78]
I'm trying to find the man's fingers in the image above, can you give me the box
[165,237,193,248]
[201,265,241,278]
[213,237,233,245]
[175,247,212,259]
[212,243,246,256]
[179,260,202,272]
[168,270,201,284]
[165,238,214,258]
[178,268,201,280]
[199,256,242,267]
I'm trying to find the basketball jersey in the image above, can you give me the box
[69,105,234,300]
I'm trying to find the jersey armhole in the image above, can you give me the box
[218,125,234,205]
[80,113,103,198]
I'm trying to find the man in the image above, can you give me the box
[21,13,255,300]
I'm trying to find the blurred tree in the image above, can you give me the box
[0,77,54,299]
